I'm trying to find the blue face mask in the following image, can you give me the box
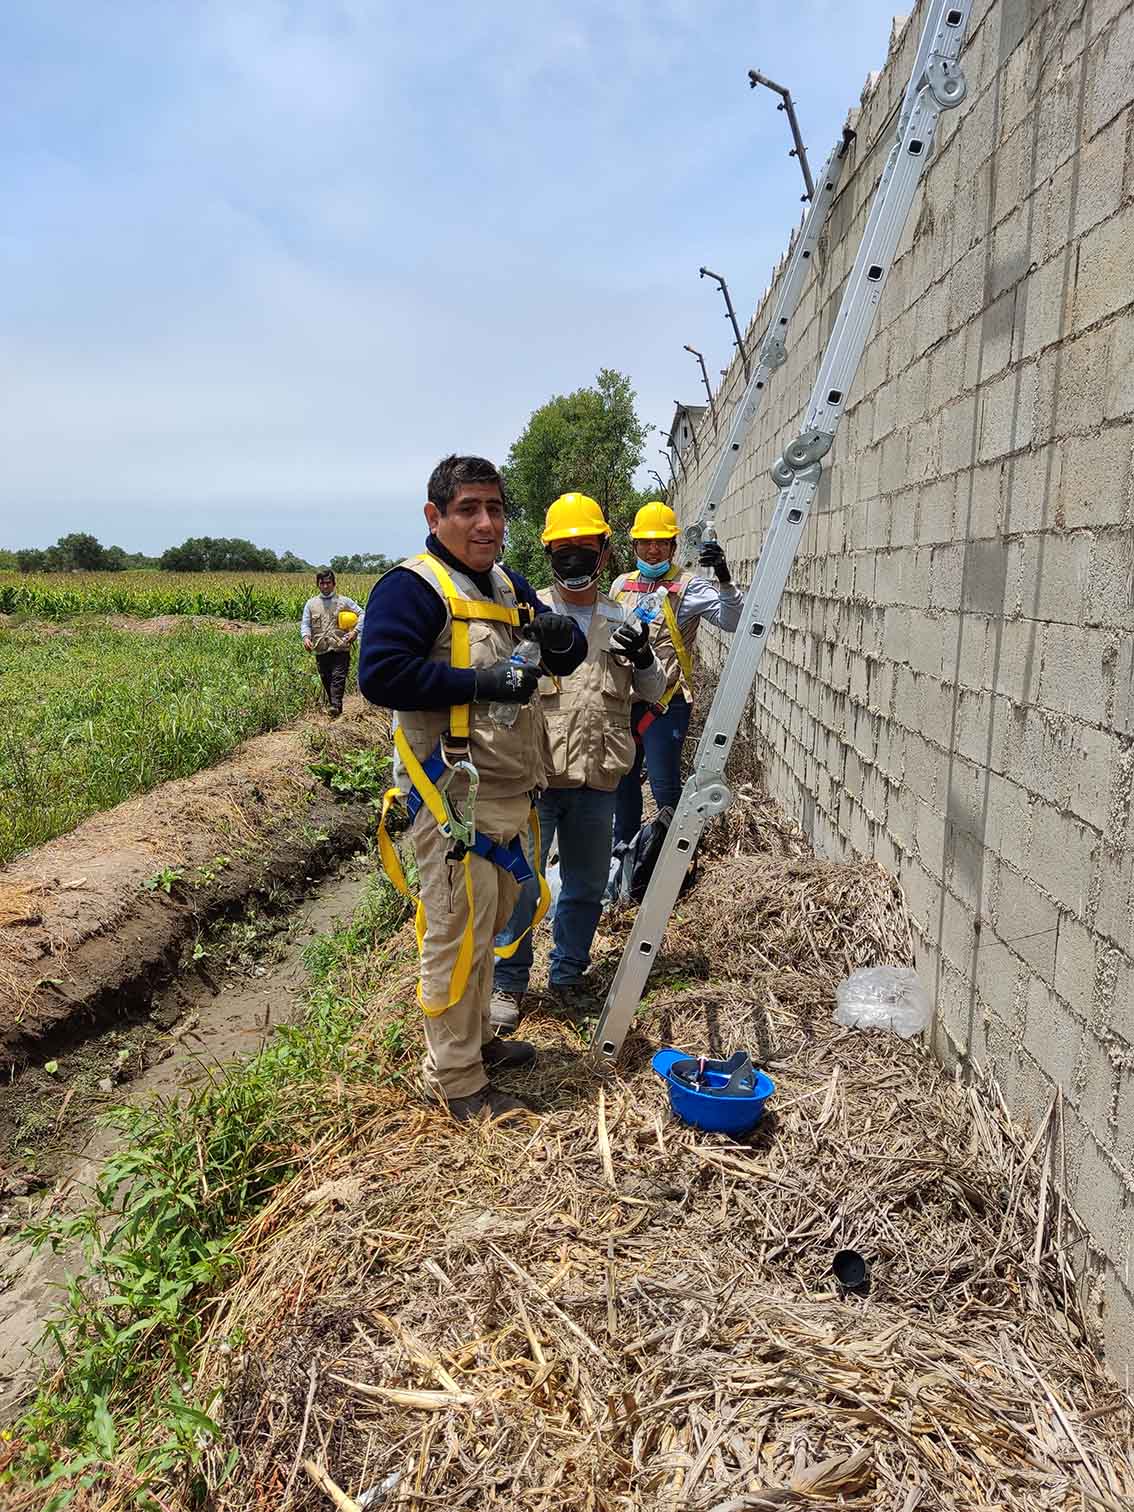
[636,556,670,580]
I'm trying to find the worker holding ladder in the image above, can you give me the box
[610,501,742,851]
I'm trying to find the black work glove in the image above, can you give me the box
[474,659,541,704]
[698,540,731,584]
[610,616,655,670]
[528,612,576,653]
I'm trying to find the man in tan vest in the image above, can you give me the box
[490,493,666,1032]
[358,455,586,1121]
[611,501,741,848]
[301,568,365,717]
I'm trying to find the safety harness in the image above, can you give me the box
[377,554,550,1015]
[617,568,695,736]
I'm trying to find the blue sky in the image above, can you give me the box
[0,1,903,562]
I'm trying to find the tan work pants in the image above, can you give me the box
[412,792,532,1101]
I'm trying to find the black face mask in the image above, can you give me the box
[550,545,602,589]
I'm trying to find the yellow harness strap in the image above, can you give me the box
[409,553,526,740]
[378,772,549,1015]
[658,587,695,705]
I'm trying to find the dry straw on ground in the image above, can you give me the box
[7,775,1133,1510]
[134,789,1134,1510]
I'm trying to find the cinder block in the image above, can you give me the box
[1056,912,1100,1020]
[991,207,1030,302]
[1074,205,1134,332]
[994,863,1061,979]
[908,612,943,675]
[1002,442,1064,534]
[1073,1137,1127,1265]
[1092,845,1134,956]
[1078,111,1128,238]
[941,391,981,475]
[1023,975,1083,1089]
[1034,326,1113,443]
[1028,803,1097,915]
[917,476,955,544]
[1005,702,1074,805]
[1085,530,1134,633]
[1069,725,1123,832]
[1017,255,1072,361]
[1037,625,1113,724]
[1060,426,1134,532]
[929,329,968,415]
[930,542,966,609]
[950,242,987,331]
[984,770,1035,871]
[992,617,1044,704]
[1019,530,1092,626]
[1036,50,1086,181]
[977,290,1018,386]
[979,364,1038,460]
[1087,7,1134,137]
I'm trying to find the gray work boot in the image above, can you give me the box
[446,1088,529,1123]
[489,989,524,1035]
[483,1038,537,1073]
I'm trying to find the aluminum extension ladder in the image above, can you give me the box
[593,0,972,1063]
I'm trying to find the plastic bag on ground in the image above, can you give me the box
[833,965,931,1039]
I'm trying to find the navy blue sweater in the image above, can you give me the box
[358,537,586,711]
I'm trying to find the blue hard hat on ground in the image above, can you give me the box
[652,1048,774,1135]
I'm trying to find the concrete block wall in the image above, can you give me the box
[669,0,1134,1374]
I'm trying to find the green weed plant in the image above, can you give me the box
[6,869,411,1509]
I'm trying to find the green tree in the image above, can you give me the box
[160,537,280,571]
[46,532,111,571]
[329,551,397,575]
[15,547,48,573]
[501,368,652,585]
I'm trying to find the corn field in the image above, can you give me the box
[0,570,377,624]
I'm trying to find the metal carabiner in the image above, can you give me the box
[436,758,479,852]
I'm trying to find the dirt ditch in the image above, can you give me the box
[0,696,390,1413]
[0,855,375,1417]
[0,694,387,1066]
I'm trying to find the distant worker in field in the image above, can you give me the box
[301,568,364,719]
[358,454,587,1123]
[490,493,665,1032]
[611,502,742,847]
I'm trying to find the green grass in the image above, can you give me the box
[0,569,376,623]
[0,622,345,862]
[6,867,411,1510]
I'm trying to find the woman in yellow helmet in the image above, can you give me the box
[609,502,742,846]
[301,567,365,718]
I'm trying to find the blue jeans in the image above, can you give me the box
[613,695,692,847]
[494,787,617,993]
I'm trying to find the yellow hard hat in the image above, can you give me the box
[541,492,611,545]
[630,501,679,540]
[337,609,359,631]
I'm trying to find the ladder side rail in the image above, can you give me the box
[591,0,972,1065]
[592,468,817,1062]
[679,133,852,566]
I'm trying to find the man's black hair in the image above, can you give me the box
[427,454,506,515]
[315,566,335,582]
